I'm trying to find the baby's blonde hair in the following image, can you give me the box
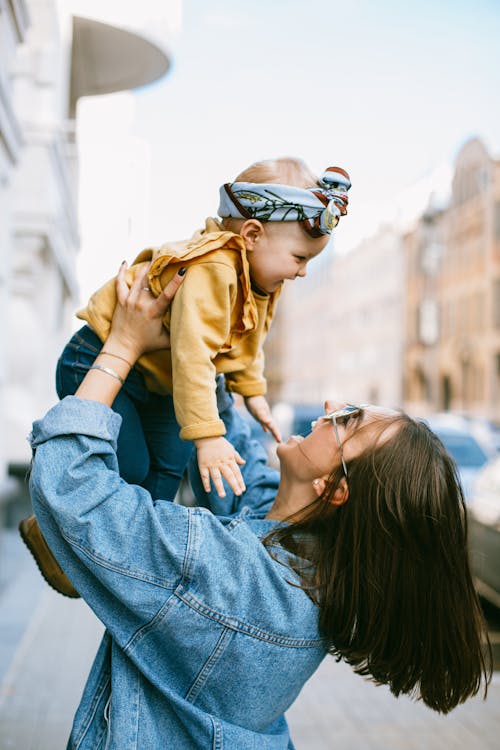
[221,157,319,231]
[234,157,318,188]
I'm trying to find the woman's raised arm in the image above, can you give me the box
[75,261,185,406]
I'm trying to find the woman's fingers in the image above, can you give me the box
[129,262,152,301]
[115,261,129,305]
[154,268,186,315]
[115,260,152,306]
[115,261,184,316]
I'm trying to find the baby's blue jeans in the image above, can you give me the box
[56,325,194,501]
[56,325,279,510]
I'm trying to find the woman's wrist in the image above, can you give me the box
[102,332,142,367]
[99,350,134,368]
[74,335,137,406]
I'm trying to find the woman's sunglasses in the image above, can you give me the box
[311,404,363,478]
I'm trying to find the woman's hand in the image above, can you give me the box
[194,436,246,498]
[74,262,184,407]
[104,261,186,363]
[244,395,282,443]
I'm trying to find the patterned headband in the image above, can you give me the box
[218,167,351,237]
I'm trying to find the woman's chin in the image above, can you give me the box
[276,435,302,461]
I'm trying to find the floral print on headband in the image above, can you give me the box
[218,167,351,237]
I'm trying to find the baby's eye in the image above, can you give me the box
[295,256,306,263]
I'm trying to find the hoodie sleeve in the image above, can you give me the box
[224,347,266,397]
[224,289,276,397]
[170,261,238,440]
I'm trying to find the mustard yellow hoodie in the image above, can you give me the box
[77,218,281,440]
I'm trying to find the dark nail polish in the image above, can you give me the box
[178,267,187,276]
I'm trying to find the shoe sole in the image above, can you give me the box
[18,519,81,599]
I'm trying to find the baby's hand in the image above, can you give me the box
[194,436,246,498]
[244,396,282,443]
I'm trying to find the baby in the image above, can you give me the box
[20,156,350,597]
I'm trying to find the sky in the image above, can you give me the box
[76,0,500,301]
[129,0,500,251]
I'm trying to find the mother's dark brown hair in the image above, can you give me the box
[264,415,492,713]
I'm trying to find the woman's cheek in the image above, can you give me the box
[297,439,332,477]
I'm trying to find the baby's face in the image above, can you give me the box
[246,222,329,294]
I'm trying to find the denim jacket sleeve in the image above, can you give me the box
[29,396,195,646]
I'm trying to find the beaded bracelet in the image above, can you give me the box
[89,364,125,385]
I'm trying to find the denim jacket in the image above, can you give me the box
[29,397,326,749]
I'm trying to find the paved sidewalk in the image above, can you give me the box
[0,530,104,750]
[0,529,499,749]
[287,662,500,750]
[0,590,103,750]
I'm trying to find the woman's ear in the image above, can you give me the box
[239,219,264,251]
[312,476,349,505]
[330,477,349,506]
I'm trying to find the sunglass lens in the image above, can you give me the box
[337,407,361,426]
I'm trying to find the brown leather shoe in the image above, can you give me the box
[18,515,80,599]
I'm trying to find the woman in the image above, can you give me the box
[29,265,491,749]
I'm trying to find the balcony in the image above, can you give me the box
[69,15,171,117]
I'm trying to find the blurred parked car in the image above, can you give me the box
[422,414,493,500]
[272,403,324,438]
[468,454,500,609]
[453,414,500,455]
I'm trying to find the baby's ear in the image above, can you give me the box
[239,219,264,250]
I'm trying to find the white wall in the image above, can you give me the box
[5,0,78,463]
[0,0,29,491]
[3,0,176,464]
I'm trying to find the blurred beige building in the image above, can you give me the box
[265,248,337,405]
[265,226,405,408]
[0,0,175,503]
[404,138,500,420]
[326,226,404,407]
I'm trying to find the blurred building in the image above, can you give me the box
[404,137,500,420]
[265,226,405,407]
[0,0,30,504]
[265,247,336,405]
[325,226,404,407]
[264,285,290,404]
[0,1,175,501]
